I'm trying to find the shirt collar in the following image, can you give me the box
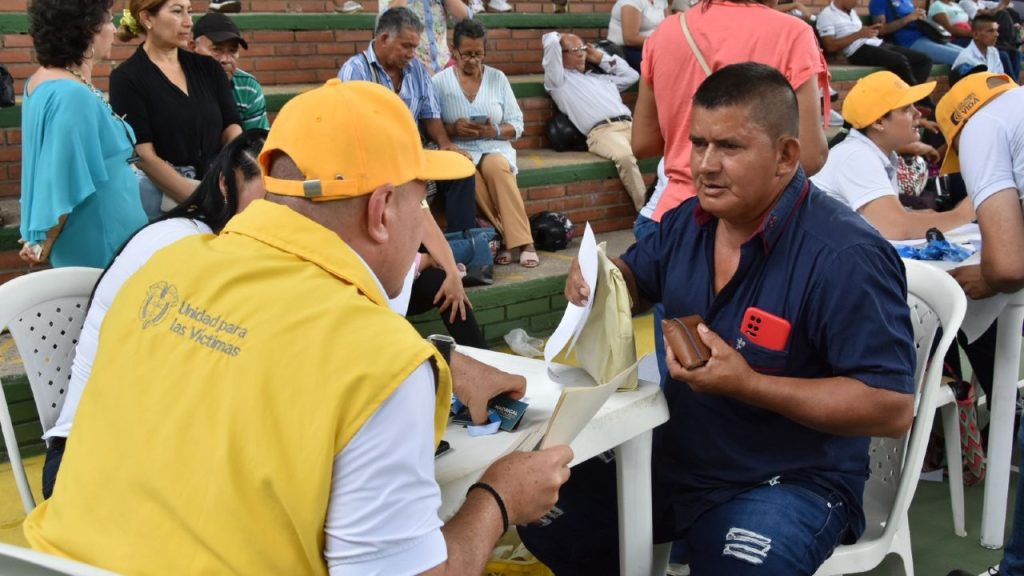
[848,128,899,179]
[220,200,390,308]
[366,41,417,78]
[692,167,811,255]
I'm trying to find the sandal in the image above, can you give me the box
[519,250,540,268]
[495,249,513,266]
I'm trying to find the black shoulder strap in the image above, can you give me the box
[360,52,384,87]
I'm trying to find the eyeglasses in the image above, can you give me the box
[457,50,485,60]
[562,46,587,54]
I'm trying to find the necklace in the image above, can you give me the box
[64,66,105,100]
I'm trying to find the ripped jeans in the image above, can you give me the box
[684,481,850,575]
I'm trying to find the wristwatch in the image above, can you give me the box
[427,334,456,365]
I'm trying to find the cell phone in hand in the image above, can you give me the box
[469,114,489,124]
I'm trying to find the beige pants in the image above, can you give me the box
[586,120,646,212]
[475,153,533,250]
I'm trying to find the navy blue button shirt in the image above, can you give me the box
[621,168,915,540]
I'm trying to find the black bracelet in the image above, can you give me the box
[467,481,509,533]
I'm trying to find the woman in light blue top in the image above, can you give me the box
[432,19,539,267]
[20,0,147,268]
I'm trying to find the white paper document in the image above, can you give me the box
[538,360,639,450]
[543,223,598,368]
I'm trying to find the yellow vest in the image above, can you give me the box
[24,201,453,575]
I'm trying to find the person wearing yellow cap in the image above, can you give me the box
[936,71,1023,576]
[22,79,574,575]
[812,71,976,240]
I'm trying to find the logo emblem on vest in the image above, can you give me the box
[139,281,179,329]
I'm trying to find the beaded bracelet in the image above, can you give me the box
[467,481,509,533]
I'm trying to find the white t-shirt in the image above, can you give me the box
[46,218,447,574]
[607,0,669,45]
[952,39,1005,75]
[959,0,1002,19]
[816,2,884,57]
[960,86,1024,209]
[811,129,900,212]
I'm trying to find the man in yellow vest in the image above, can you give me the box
[23,79,573,575]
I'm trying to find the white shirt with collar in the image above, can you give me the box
[811,128,900,212]
[542,31,639,134]
[816,2,884,58]
[952,39,1005,75]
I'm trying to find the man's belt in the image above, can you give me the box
[591,115,632,130]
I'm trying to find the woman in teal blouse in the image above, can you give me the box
[19,0,147,268]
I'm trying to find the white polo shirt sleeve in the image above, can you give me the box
[811,134,898,212]
[324,361,447,575]
[960,108,1020,209]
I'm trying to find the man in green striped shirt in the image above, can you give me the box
[193,13,270,131]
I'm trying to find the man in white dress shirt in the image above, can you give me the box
[542,31,646,211]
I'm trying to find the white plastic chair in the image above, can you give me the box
[813,259,967,576]
[650,259,967,576]
[0,541,120,575]
[0,267,102,513]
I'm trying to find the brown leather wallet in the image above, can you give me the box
[662,315,711,370]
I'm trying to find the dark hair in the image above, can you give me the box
[453,18,487,49]
[693,62,800,140]
[29,0,114,68]
[375,7,424,37]
[973,13,998,29]
[161,128,267,232]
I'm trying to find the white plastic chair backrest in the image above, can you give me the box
[0,267,102,513]
[861,260,966,542]
[0,541,121,575]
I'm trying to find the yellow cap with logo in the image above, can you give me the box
[259,79,474,200]
[936,72,1017,174]
[842,71,936,130]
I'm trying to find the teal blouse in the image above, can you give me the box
[20,79,147,268]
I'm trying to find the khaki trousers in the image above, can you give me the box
[586,120,646,211]
[475,153,533,250]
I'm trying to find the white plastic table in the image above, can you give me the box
[435,347,670,575]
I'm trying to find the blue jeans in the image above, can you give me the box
[519,454,851,575]
[909,37,965,66]
[634,215,668,384]
[1000,416,1024,574]
[684,482,850,574]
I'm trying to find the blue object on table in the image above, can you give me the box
[897,239,972,262]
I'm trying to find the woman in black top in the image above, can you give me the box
[111,0,241,219]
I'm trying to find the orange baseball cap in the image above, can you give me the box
[936,72,1017,175]
[842,71,936,130]
[259,79,474,200]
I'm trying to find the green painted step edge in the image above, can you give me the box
[517,155,658,187]
[831,63,950,82]
[0,374,47,462]
[0,12,608,34]
[0,226,20,251]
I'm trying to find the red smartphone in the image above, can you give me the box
[741,307,791,351]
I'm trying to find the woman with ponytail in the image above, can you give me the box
[111,0,242,220]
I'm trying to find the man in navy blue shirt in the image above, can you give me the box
[521,63,916,575]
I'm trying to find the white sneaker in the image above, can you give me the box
[470,0,486,13]
[829,109,845,127]
[208,0,241,12]
[489,0,513,11]
[336,0,362,12]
